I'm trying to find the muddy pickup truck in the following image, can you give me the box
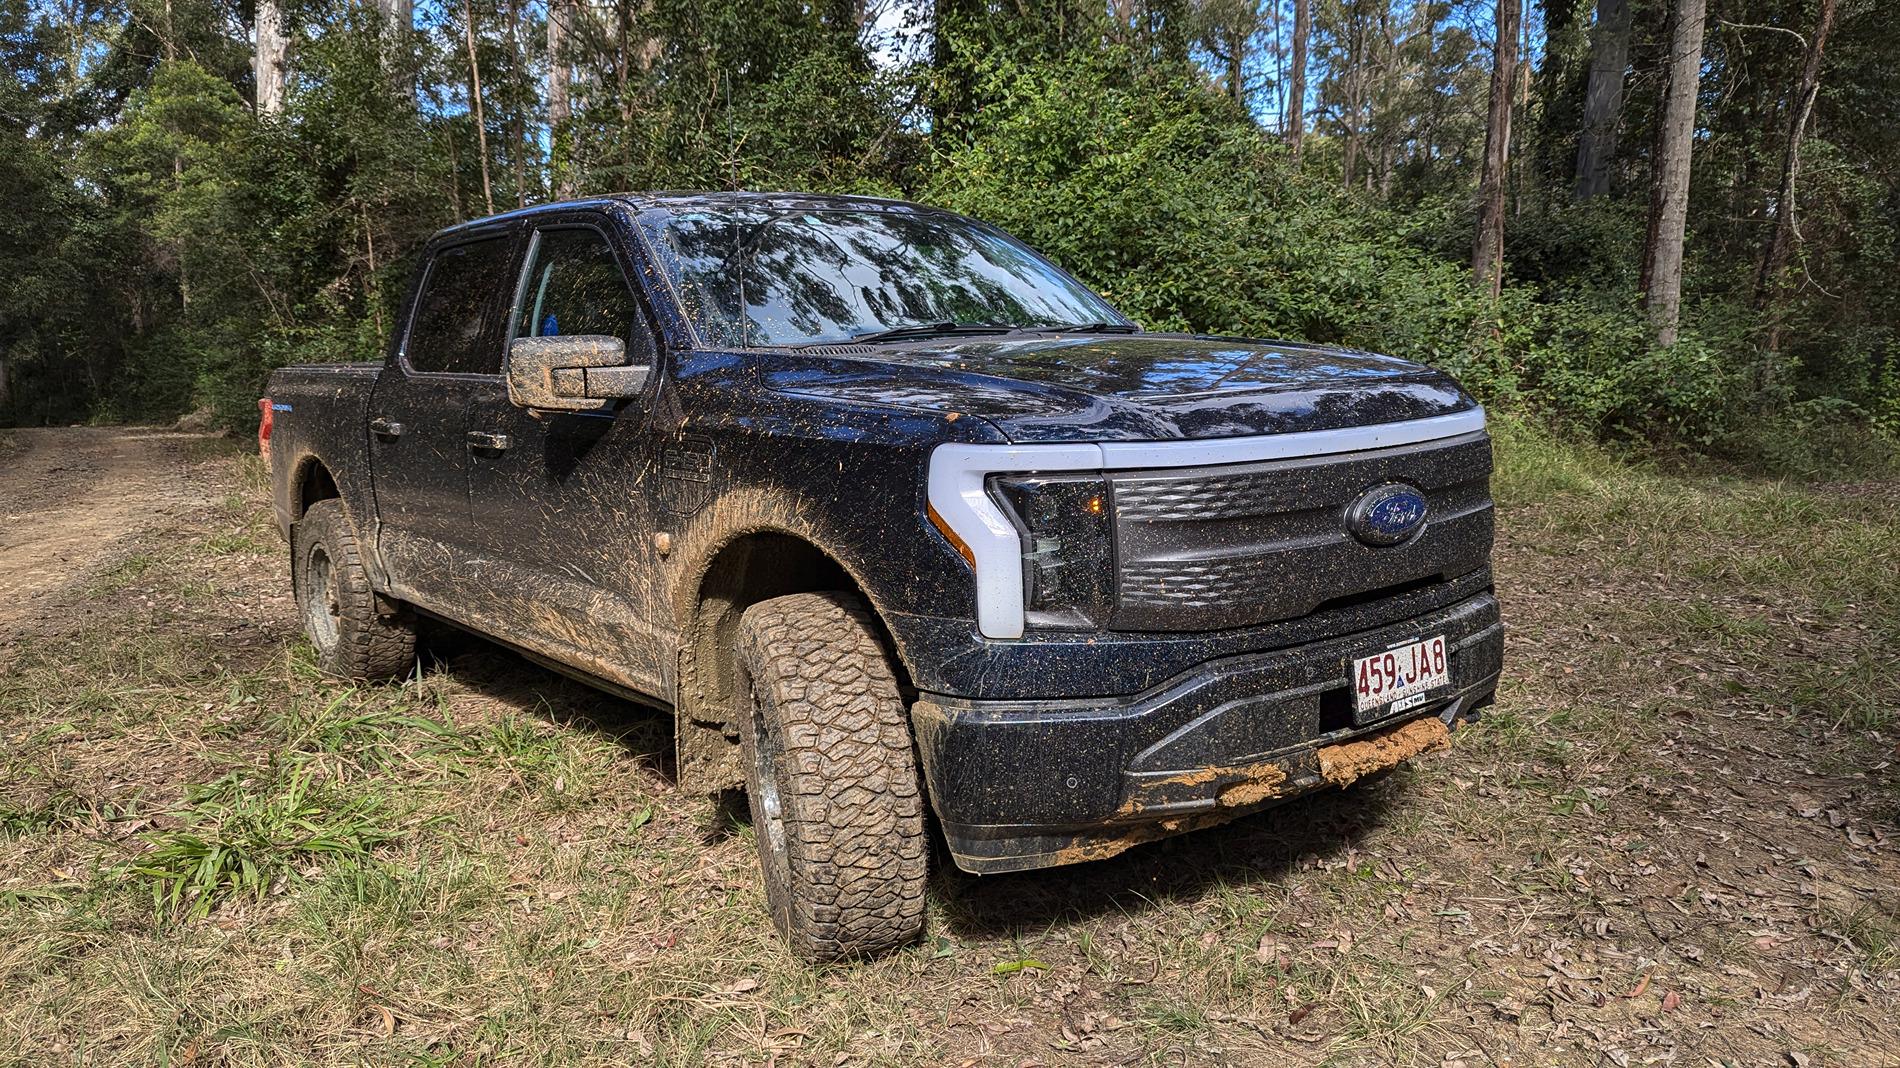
[262,192,1502,960]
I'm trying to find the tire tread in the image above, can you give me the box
[737,591,926,960]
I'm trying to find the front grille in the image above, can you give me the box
[1107,430,1493,632]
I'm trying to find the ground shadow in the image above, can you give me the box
[411,620,1410,939]
[414,622,677,778]
[934,777,1402,943]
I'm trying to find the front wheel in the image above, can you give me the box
[291,499,416,680]
[735,591,927,960]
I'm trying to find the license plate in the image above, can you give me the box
[1352,634,1449,715]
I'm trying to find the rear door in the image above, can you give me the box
[369,229,521,612]
[461,216,671,693]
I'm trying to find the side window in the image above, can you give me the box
[515,228,649,360]
[404,236,514,375]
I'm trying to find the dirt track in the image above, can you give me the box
[0,428,217,638]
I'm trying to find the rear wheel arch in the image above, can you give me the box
[290,454,340,522]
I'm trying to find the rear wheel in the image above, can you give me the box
[735,591,927,960]
[292,500,416,680]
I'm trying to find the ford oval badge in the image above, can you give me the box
[1347,483,1428,547]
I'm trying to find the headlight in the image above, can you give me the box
[989,474,1116,629]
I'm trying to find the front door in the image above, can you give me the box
[462,218,670,694]
[369,230,520,612]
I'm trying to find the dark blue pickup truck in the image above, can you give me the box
[263,192,1502,960]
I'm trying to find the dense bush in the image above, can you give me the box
[926,50,1779,443]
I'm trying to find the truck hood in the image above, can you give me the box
[758,333,1478,442]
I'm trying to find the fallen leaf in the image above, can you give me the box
[1661,990,1681,1012]
[1624,974,1650,999]
[1288,1001,1318,1026]
[1255,934,1278,964]
[376,1005,395,1037]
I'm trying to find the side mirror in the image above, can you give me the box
[506,335,650,412]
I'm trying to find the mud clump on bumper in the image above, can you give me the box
[1214,763,1289,808]
[1316,715,1450,788]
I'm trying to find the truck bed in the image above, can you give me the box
[264,363,381,538]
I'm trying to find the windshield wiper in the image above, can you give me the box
[839,321,1016,345]
[1026,321,1139,335]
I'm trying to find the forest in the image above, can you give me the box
[2,0,1895,467]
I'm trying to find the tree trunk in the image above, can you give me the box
[547,0,572,197]
[1373,1,1394,196]
[462,0,495,216]
[254,0,288,115]
[1640,0,1707,347]
[506,0,528,207]
[1342,14,1364,190]
[1754,0,1840,349]
[378,0,413,89]
[1285,0,1309,164]
[1573,0,1631,200]
[1225,24,1246,108]
[1471,0,1520,298]
[445,121,465,220]
[546,0,569,127]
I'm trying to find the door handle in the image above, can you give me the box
[369,417,404,438]
[466,430,511,451]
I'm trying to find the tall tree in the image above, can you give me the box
[1284,0,1308,163]
[546,1,569,127]
[1201,0,1256,108]
[504,0,528,207]
[547,0,572,196]
[377,0,413,87]
[462,0,495,215]
[1640,0,1706,346]
[254,0,287,115]
[1754,0,1841,348]
[1573,0,1630,199]
[1471,0,1520,298]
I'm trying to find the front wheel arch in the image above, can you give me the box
[673,523,912,793]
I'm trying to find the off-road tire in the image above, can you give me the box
[735,591,927,960]
[292,499,416,680]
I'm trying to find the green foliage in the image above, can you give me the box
[925,47,1776,441]
[127,765,399,920]
[0,0,1895,461]
[929,50,1491,350]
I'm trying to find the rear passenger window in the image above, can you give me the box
[515,228,647,357]
[404,236,514,375]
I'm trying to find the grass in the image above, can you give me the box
[0,425,1897,1065]
[128,766,402,919]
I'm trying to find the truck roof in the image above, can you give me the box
[432,191,943,242]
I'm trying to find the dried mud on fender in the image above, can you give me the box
[1316,716,1451,788]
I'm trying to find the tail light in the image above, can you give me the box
[257,397,274,464]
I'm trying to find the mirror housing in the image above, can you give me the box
[506,335,649,412]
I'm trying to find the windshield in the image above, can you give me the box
[636,206,1128,348]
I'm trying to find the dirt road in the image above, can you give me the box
[0,427,219,638]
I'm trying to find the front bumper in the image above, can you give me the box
[912,591,1503,873]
